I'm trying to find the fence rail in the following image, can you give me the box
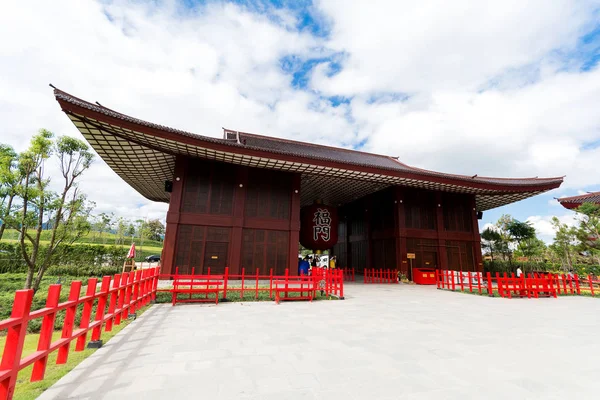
[436,270,600,298]
[159,266,344,301]
[363,269,398,284]
[0,267,160,400]
[339,268,355,282]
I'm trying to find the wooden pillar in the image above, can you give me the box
[287,174,301,275]
[435,192,449,271]
[161,156,187,276]
[395,187,408,276]
[228,167,248,275]
[365,198,372,270]
[471,195,483,272]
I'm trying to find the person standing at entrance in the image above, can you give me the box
[298,256,310,276]
[516,266,523,278]
[329,256,337,270]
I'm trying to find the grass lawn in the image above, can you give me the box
[0,305,151,400]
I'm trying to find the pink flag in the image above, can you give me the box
[127,243,136,259]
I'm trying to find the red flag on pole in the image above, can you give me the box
[127,243,136,259]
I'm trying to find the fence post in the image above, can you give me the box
[269,268,273,299]
[467,272,472,293]
[30,285,61,382]
[285,268,289,299]
[364,269,367,284]
[477,272,482,295]
[106,274,120,331]
[574,274,581,295]
[118,272,129,323]
[451,271,456,291]
[588,275,595,296]
[435,270,440,289]
[223,267,229,300]
[152,267,159,301]
[339,270,344,299]
[255,268,260,300]
[90,276,112,347]
[57,281,82,364]
[241,268,245,300]
[76,278,98,351]
[0,289,34,399]
[133,270,142,312]
[487,272,493,296]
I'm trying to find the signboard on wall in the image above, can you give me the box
[407,253,416,259]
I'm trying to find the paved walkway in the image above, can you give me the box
[39,284,599,399]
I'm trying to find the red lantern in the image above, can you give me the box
[299,204,339,251]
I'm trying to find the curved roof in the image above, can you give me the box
[53,88,563,211]
[557,191,600,209]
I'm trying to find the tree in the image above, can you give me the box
[2,131,94,291]
[0,144,20,240]
[506,219,536,256]
[574,202,600,265]
[481,227,502,261]
[516,237,546,261]
[550,216,577,270]
[493,215,537,264]
[98,212,114,244]
[115,217,128,245]
[126,223,135,241]
[146,219,165,242]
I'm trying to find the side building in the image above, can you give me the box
[53,88,563,278]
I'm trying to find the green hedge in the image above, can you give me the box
[483,260,600,277]
[0,242,160,273]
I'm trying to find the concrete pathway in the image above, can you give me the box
[39,284,599,399]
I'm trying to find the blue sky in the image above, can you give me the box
[2,0,600,241]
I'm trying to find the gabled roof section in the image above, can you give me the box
[53,87,564,211]
[557,191,600,209]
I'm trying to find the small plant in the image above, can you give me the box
[397,271,408,282]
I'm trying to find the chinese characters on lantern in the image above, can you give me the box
[313,208,332,241]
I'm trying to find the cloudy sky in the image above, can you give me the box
[1,0,599,242]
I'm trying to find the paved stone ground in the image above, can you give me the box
[39,284,599,399]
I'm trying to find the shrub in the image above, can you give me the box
[483,260,600,277]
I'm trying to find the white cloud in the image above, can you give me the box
[1,0,599,224]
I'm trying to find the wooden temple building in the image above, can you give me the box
[53,88,563,278]
[557,191,600,210]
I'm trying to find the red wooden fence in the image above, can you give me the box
[436,270,600,299]
[159,266,345,301]
[363,269,398,284]
[339,268,355,282]
[0,267,159,400]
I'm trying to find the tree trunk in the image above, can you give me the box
[0,193,15,240]
[24,267,34,290]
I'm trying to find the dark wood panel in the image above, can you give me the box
[173,225,231,275]
[241,228,289,275]
[245,169,292,220]
[181,159,236,215]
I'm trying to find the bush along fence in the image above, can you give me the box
[363,268,398,284]
[160,266,344,304]
[436,270,600,299]
[483,260,600,277]
[0,268,160,400]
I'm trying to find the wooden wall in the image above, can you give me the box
[336,186,483,277]
[161,157,300,276]
[161,156,483,277]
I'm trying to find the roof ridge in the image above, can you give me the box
[233,129,397,160]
